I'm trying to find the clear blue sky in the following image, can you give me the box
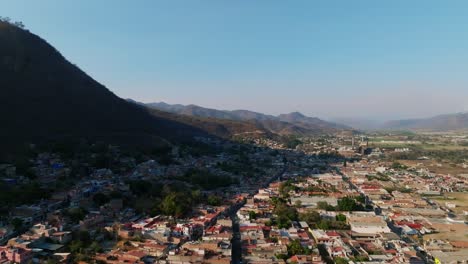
[2,0,468,119]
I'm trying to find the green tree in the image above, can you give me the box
[93,192,110,206]
[11,218,23,231]
[317,220,330,230]
[248,211,257,220]
[317,201,334,211]
[337,197,363,211]
[287,239,311,256]
[207,195,222,206]
[161,192,191,218]
[336,214,346,222]
[89,241,103,253]
[66,207,87,223]
[275,253,288,261]
[294,200,302,208]
[299,210,321,225]
[77,230,91,243]
[335,257,349,264]
[69,240,84,253]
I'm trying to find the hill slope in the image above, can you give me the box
[142,102,349,135]
[0,21,267,151]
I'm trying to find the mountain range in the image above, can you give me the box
[0,20,273,152]
[381,112,468,131]
[2,19,464,156]
[331,113,468,131]
[0,20,348,155]
[134,101,350,136]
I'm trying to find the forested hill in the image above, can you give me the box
[0,20,269,154]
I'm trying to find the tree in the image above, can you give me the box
[13,21,25,28]
[77,230,91,243]
[93,192,110,206]
[317,244,334,264]
[337,197,362,211]
[161,192,191,218]
[46,259,60,264]
[277,215,292,229]
[287,239,311,256]
[248,211,257,220]
[336,214,346,222]
[299,210,321,225]
[274,201,298,229]
[317,220,330,230]
[275,253,288,261]
[285,138,302,149]
[207,195,222,206]
[128,180,152,195]
[317,201,334,211]
[274,202,298,222]
[294,200,302,208]
[279,181,296,198]
[89,241,103,253]
[66,207,87,223]
[69,240,84,253]
[0,16,11,23]
[11,218,23,231]
[335,257,349,264]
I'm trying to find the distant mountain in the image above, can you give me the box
[329,117,384,131]
[278,112,347,130]
[140,101,350,135]
[382,112,468,131]
[0,21,269,153]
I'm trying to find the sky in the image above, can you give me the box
[2,0,468,120]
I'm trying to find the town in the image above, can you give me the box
[2,4,468,264]
[0,131,466,264]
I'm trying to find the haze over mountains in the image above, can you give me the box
[381,112,468,131]
[331,113,468,131]
[137,101,468,132]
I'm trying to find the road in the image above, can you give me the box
[231,214,241,264]
[231,165,287,264]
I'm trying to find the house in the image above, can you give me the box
[289,253,325,264]
[348,216,390,235]
[50,231,72,244]
[0,246,33,264]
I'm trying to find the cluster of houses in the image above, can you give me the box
[343,159,468,263]
[94,206,238,264]
[235,173,433,264]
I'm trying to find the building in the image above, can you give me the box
[0,246,33,264]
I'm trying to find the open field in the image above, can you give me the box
[398,160,468,175]
[369,141,468,151]
[420,144,468,151]
[430,192,468,212]
[423,230,468,242]
[422,216,468,242]
[431,192,468,203]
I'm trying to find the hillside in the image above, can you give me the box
[278,112,348,130]
[329,117,384,131]
[0,21,268,153]
[142,102,350,135]
[382,112,468,131]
